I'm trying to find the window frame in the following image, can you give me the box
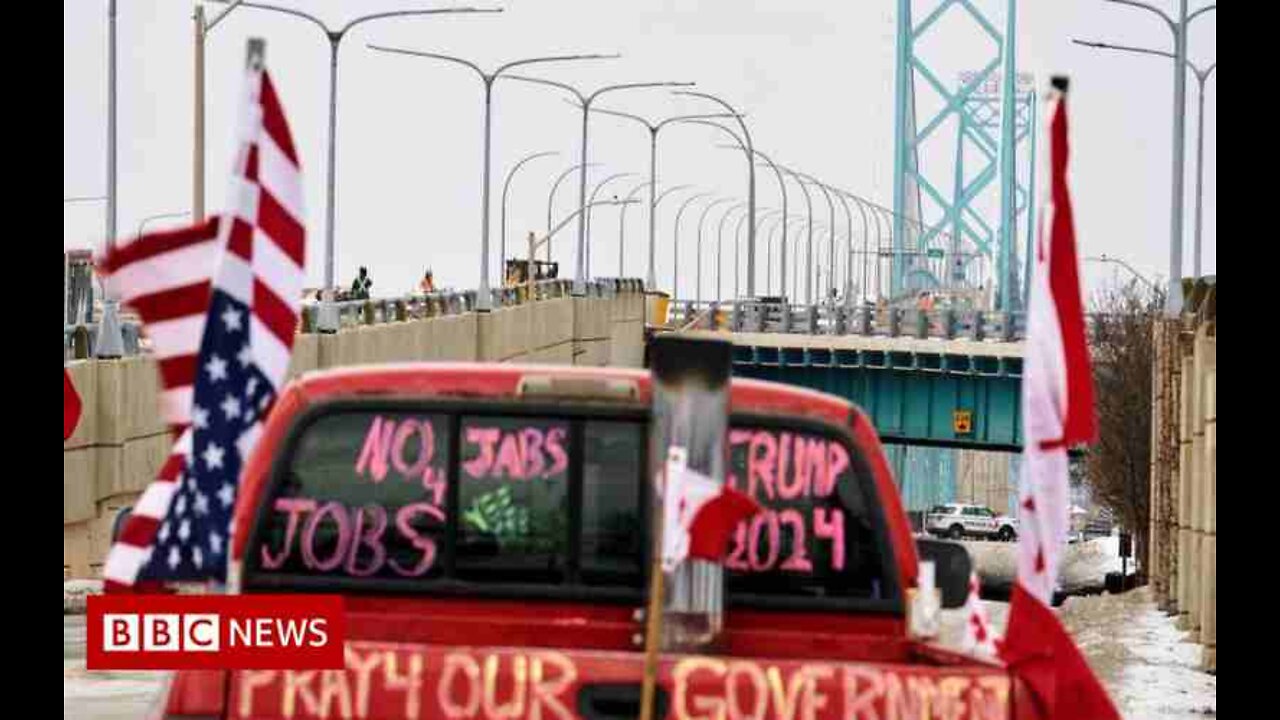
[241,397,902,616]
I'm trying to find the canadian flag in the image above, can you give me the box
[996,77,1119,720]
[961,572,998,657]
[64,368,82,441]
[660,446,761,572]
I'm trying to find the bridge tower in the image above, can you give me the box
[892,0,1037,312]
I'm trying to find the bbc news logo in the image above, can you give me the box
[103,613,221,651]
[87,595,345,670]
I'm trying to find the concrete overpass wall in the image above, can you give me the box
[1148,315,1216,673]
[954,450,1017,514]
[63,289,645,578]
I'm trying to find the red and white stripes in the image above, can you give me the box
[98,219,222,439]
[99,59,303,592]
[216,69,305,391]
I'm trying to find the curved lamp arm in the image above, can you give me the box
[655,184,694,207]
[367,44,486,79]
[341,7,501,36]
[1102,0,1176,33]
[229,2,335,36]
[504,74,589,104]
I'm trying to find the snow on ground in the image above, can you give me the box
[940,588,1215,719]
[64,615,167,720]
[63,579,103,614]
[960,534,1131,593]
[1058,588,1216,719]
[937,533,1213,718]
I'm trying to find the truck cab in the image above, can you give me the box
[154,363,1033,720]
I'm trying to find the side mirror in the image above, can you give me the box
[916,538,973,609]
[110,507,132,544]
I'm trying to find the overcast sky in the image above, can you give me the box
[64,0,1215,301]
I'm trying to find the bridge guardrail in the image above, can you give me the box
[665,299,1028,342]
[64,321,145,360]
[66,278,650,359]
[299,277,646,333]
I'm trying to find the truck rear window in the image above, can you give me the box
[247,405,895,608]
[456,415,571,582]
[725,426,885,600]
[256,411,451,581]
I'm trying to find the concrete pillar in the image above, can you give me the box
[1184,328,1209,640]
[1200,363,1216,673]
[1148,320,1165,602]
[1153,319,1180,612]
[1165,322,1177,596]
[1175,354,1194,629]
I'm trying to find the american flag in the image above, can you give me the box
[101,52,304,590]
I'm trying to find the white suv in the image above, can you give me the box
[925,503,1018,542]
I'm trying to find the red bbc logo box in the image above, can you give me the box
[86,594,346,670]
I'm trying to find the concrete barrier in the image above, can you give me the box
[1176,354,1195,633]
[63,288,646,577]
[1200,367,1216,672]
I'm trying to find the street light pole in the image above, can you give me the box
[797,174,837,302]
[96,0,125,359]
[675,91,757,297]
[137,212,192,239]
[784,216,806,298]
[502,76,696,296]
[368,46,617,311]
[716,203,748,302]
[1073,39,1216,277]
[732,205,765,301]
[618,178,654,277]
[1086,254,1159,293]
[696,198,735,304]
[500,150,559,274]
[196,1,247,223]
[549,162,601,256]
[1096,0,1216,315]
[672,192,714,298]
[838,192,872,302]
[754,209,784,295]
[780,167,815,305]
[586,172,642,276]
[676,124,789,299]
[203,4,502,316]
[830,190,856,303]
[583,106,737,289]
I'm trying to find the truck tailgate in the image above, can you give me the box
[229,641,1017,720]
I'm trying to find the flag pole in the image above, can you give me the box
[638,550,665,720]
[642,334,734,720]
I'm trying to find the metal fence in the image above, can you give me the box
[298,277,645,333]
[64,278,649,360]
[666,298,1027,342]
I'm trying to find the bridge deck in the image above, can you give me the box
[679,329,1025,359]
[678,328,1024,451]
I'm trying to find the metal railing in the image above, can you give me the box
[298,277,646,333]
[65,278,650,359]
[64,321,145,360]
[664,298,1027,342]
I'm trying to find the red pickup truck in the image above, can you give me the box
[153,362,1034,720]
